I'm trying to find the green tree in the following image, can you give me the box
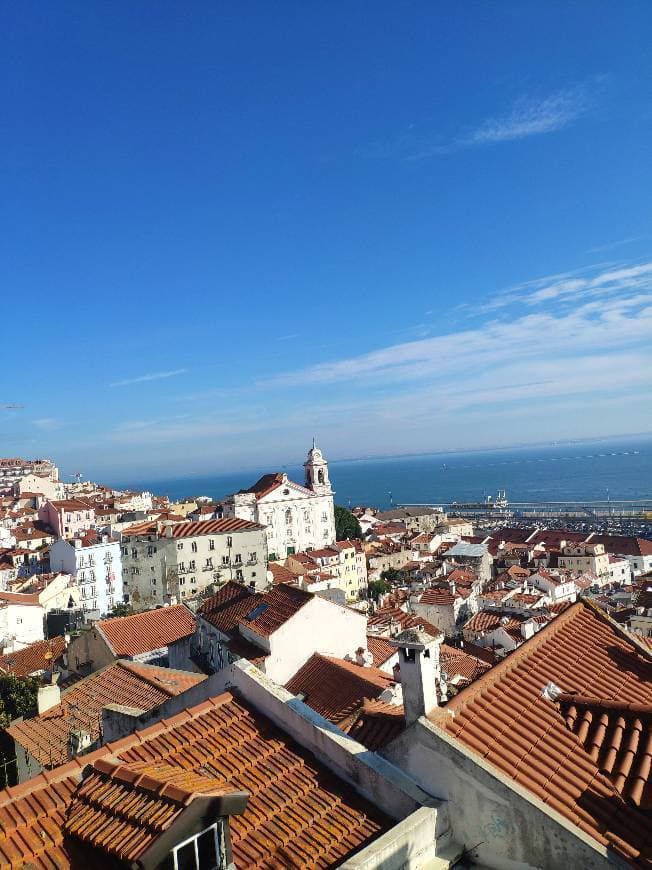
[380,568,407,584]
[334,505,362,541]
[0,674,40,787]
[367,579,390,601]
[0,674,39,728]
[107,602,132,618]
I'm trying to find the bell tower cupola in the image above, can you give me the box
[304,438,332,495]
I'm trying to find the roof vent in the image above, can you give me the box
[541,681,562,702]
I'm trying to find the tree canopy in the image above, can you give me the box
[334,505,362,540]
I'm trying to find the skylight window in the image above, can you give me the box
[245,602,269,621]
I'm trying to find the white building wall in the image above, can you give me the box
[256,596,367,685]
[50,538,123,615]
[0,603,44,652]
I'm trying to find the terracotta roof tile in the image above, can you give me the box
[7,661,205,769]
[0,637,66,677]
[556,693,652,809]
[439,643,492,685]
[343,698,405,750]
[431,601,652,868]
[239,583,312,638]
[285,654,396,725]
[169,517,265,536]
[0,691,391,868]
[198,581,258,632]
[98,604,196,656]
[366,635,397,668]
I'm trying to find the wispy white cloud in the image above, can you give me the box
[109,369,187,388]
[485,260,652,311]
[33,418,65,431]
[465,83,593,145]
[364,78,602,161]
[586,236,642,254]
[275,333,299,342]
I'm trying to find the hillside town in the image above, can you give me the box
[0,447,650,868]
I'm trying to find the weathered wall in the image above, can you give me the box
[382,718,628,870]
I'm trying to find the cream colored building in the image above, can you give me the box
[558,542,609,585]
[286,538,367,602]
[121,517,268,609]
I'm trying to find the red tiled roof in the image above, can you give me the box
[464,610,523,634]
[589,535,652,558]
[0,691,390,868]
[66,757,240,862]
[418,588,455,606]
[556,693,652,808]
[343,698,405,750]
[168,517,264,536]
[366,634,397,668]
[0,636,66,677]
[241,472,314,501]
[198,581,259,633]
[432,601,652,868]
[98,604,196,656]
[267,561,298,585]
[199,581,312,638]
[240,583,312,638]
[285,653,396,725]
[7,661,205,769]
[439,643,492,685]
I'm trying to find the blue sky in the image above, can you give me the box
[2,2,652,480]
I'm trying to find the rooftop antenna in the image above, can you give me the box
[312,435,316,450]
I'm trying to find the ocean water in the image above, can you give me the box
[111,435,652,510]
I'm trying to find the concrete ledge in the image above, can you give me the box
[226,659,448,828]
[341,807,461,869]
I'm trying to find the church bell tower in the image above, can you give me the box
[304,439,332,495]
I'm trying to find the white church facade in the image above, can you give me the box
[224,443,336,560]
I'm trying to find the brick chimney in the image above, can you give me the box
[392,628,442,725]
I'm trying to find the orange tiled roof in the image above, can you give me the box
[168,517,264,536]
[0,636,66,677]
[366,634,397,668]
[65,757,239,863]
[241,472,315,501]
[267,561,297,585]
[431,601,652,868]
[343,698,405,750]
[285,653,396,725]
[463,610,524,634]
[98,604,196,656]
[199,581,260,630]
[0,691,390,868]
[556,693,651,809]
[439,643,492,685]
[239,583,312,637]
[7,661,205,769]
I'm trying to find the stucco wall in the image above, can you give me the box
[382,718,628,870]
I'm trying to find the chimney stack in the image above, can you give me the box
[392,628,442,725]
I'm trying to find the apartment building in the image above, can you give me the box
[121,518,268,609]
[50,533,123,615]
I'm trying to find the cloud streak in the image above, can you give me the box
[364,78,602,161]
[109,369,187,388]
[464,83,592,145]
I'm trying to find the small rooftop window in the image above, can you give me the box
[245,602,269,622]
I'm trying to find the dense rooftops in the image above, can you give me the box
[7,661,205,769]
[0,690,391,868]
[0,636,66,677]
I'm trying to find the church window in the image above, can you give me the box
[318,469,325,484]
[285,509,292,525]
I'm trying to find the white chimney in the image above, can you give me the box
[37,682,61,715]
[392,628,442,725]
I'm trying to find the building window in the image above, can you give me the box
[249,552,257,562]
[234,554,242,564]
[177,542,184,550]
[227,536,233,548]
[209,539,215,550]
[191,541,198,553]
[189,560,196,570]
[236,569,243,581]
[222,555,229,566]
[206,557,213,568]
[190,576,196,584]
